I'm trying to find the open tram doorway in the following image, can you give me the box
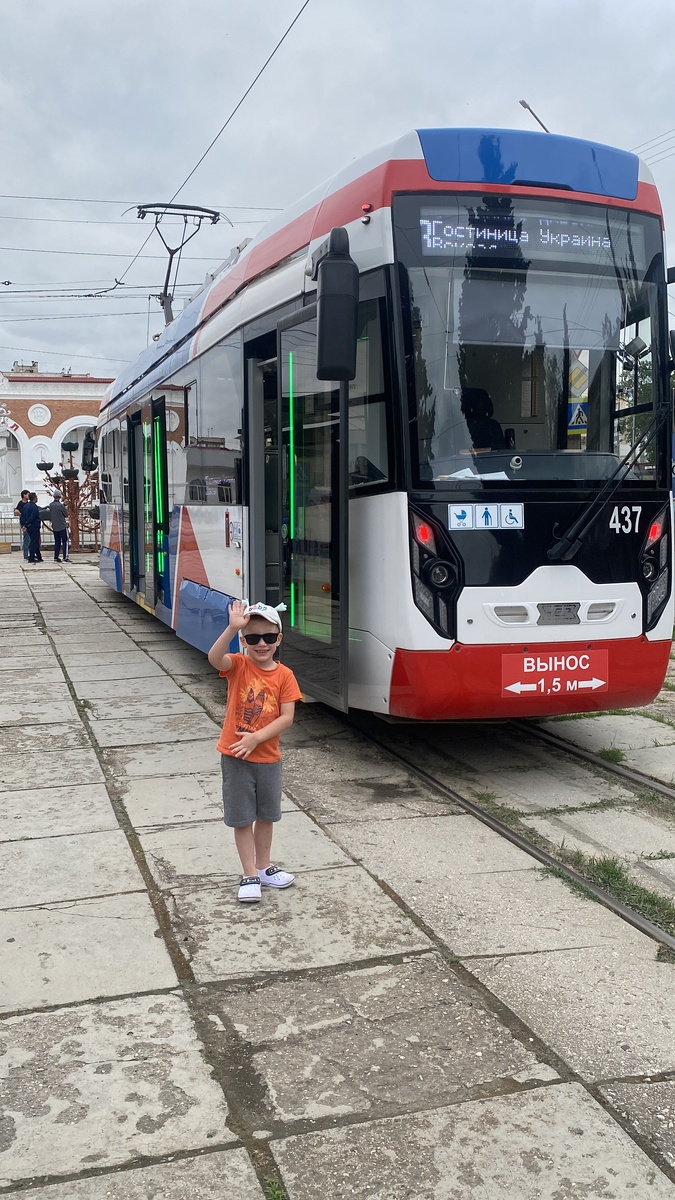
[125,400,169,612]
[245,313,349,710]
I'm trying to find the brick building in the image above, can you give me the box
[0,362,112,511]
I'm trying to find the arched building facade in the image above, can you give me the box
[0,362,112,510]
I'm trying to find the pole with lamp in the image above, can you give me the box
[519,100,551,133]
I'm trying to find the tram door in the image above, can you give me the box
[277,313,349,710]
[126,408,155,606]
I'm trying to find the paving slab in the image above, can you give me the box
[0,746,104,792]
[288,736,433,787]
[632,856,675,898]
[0,829,145,907]
[0,699,79,726]
[523,807,675,861]
[145,645,212,668]
[17,1149,263,1199]
[84,691,204,720]
[470,938,675,1080]
[171,677,226,720]
[0,782,116,841]
[168,867,431,982]
[42,617,121,633]
[470,764,637,813]
[599,1081,675,1170]
[416,725,555,775]
[330,815,637,955]
[53,633,138,654]
[0,993,232,1186]
[0,655,59,673]
[89,711,221,748]
[141,808,349,890]
[287,772,459,822]
[72,673,184,700]
[0,893,177,1011]
[102,739,219,779]
[117,772,224,827]
[207,955,544,1123]
[0,720,90,756]
[65,657,166,682]
[540,712,675,752]
[3,681,73,704]
[626,744,675,782]
[0,636,50,654]
[272,1084,675,1199]
[145,652,213,681]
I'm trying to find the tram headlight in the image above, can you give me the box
[424,559,454,589]
[642,559,658,580]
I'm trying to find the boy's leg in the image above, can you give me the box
[253,819,274,871]
[233,823,257,877]
[221,755,261,902]
[254,762,294,888]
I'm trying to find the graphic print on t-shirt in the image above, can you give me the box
[236,679,278,733]
[239,685,265,731]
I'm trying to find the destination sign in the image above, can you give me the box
[419,207,646,269]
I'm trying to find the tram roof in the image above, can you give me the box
[100,127,656,418]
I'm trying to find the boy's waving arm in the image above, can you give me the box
[207,600,249,673]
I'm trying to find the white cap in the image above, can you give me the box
[243,601,286,630]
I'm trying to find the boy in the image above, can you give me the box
[208,599,302,903]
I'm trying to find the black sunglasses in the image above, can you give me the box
[242,632,279,645]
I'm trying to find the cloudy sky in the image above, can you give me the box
[1,0,674,381]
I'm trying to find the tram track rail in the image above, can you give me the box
[346,712,675,954]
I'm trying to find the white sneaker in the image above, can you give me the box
[238,875,262,903]
[258,865,295,889]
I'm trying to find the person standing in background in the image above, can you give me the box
[48,492,70,563]
[13,490,30,560]
[21,493,43,563]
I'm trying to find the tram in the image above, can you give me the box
[98,126,675,719]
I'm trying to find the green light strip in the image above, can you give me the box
[288,351,296,628]
[288,352,295,540]
[153,416,165,573]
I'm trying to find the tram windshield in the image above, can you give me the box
[393,194,666,487]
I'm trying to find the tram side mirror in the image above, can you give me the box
[669,328,675,370]
[82,427,98,472]
[315,227,359,381]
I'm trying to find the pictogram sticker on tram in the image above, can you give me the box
[501,650,608,698]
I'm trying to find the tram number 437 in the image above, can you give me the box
[501,650,609,698]
[609,505,642,534]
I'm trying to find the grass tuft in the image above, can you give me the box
[264,1180,287,1200]
[598,747,626,764]
[543,852,675,940]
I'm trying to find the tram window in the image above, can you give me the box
[348,297,391,490]
[394,194,664,486]
[184,339,243,504]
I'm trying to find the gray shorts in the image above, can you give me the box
[221,754,283,828]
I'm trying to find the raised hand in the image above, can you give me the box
[228,599,250,632]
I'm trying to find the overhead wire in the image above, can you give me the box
[105,0,311,295]
[0,343,129,364]
[0,192,283,210]
[631,128,675,153]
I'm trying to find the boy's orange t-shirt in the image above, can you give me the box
[216,653,302,763]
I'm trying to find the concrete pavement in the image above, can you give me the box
[1,554,674,1197]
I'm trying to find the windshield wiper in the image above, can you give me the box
[547,409,667,562]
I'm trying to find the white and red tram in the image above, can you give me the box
[98,127,675,718]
